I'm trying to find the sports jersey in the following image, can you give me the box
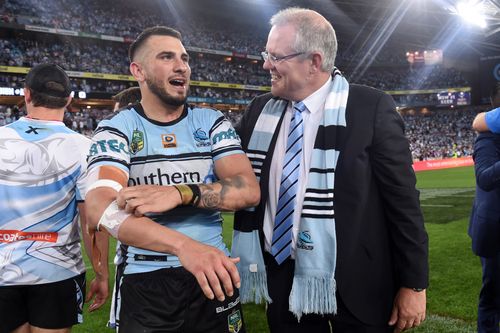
[0,117,91,286]
[485,107,500,134]
[87,103,243,274]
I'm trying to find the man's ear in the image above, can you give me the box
[310,52,323,74]
[130,62,145,82]
[65,96,73,109]
[24,88,32,104]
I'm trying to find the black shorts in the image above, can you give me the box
[0,273,86,333]
[119,267,246,333]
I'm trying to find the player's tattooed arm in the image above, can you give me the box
[197,154,260,211]
[116,154,260,214]
[198,175,247,210]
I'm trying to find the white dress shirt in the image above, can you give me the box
[263,77,333,257]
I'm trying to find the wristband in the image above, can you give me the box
[174,184,201,206]
[174,184,193,205]
[186,184,201,206]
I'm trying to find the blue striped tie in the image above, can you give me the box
[271,101,306,264]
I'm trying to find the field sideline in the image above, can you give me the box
[75,166,482,333]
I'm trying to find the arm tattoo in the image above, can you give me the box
[200,188,221,209]
[199,175,246,210]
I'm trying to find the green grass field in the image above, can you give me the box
[75,166,483,333]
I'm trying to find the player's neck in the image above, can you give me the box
[26,107,64,122]
[142,97,184,123]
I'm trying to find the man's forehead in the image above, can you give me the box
[135,34,186,60]
[146,35,185,52]
[267,25,295,50]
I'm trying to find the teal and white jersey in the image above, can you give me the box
[88,103,243,274]
[0,117,91,286]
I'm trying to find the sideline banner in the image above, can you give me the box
[413,156,473,172]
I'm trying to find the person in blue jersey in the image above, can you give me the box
[470,82,500,333]
[107,86,142,330]
[473,82,500,133]
[230,8,427,333]
[0,64,109,333]
[85,26,260,333]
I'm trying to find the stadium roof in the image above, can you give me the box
[180,0,500,57]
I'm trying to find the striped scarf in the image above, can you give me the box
[232,70,349,319]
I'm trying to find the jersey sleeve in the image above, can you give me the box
[485,107,500,134]
[75,135,93,201]
[87,116,131,176]
[210,114,244,160]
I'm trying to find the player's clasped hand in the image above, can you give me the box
[177,237,241,302]
[116,185,182,216]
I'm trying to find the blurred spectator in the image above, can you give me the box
[112,86,141,110]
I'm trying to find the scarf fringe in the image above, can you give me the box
[239,270,272,304]
[289,275,337,321]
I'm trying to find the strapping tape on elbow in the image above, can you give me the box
[97,200,131,238]
[88,179,124,193]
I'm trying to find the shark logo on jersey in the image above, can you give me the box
[130,130,144,155]
[193,128,210,147]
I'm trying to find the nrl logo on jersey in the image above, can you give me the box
[227,309,242,333]
[130,129,144,155]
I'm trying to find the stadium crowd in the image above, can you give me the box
[0,36,470,91]
[403,108,478,160]
[0,0,478,164]
[0,103,481,162]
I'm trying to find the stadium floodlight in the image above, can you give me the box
[454,0,488,28]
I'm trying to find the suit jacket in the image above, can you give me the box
[469,132,500,258]
[235,84,428,325]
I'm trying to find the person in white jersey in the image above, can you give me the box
[0,63,109,333]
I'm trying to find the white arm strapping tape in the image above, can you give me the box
[87,179,123,193]
[97,200,131,238]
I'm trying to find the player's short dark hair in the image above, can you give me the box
[129,26,182,62]
[25,63,71,109]
[112,86,141,108]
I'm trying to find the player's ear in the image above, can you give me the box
[130,62,145,82]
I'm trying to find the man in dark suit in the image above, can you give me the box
[469,83,500,333]
[234,7,428,333]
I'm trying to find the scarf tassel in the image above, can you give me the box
[239,269,272,304]
[231,230,272,304]
[289,275,337,321]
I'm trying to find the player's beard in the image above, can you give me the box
[146,76,188,107]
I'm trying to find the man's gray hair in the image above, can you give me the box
[270,7,337,72]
